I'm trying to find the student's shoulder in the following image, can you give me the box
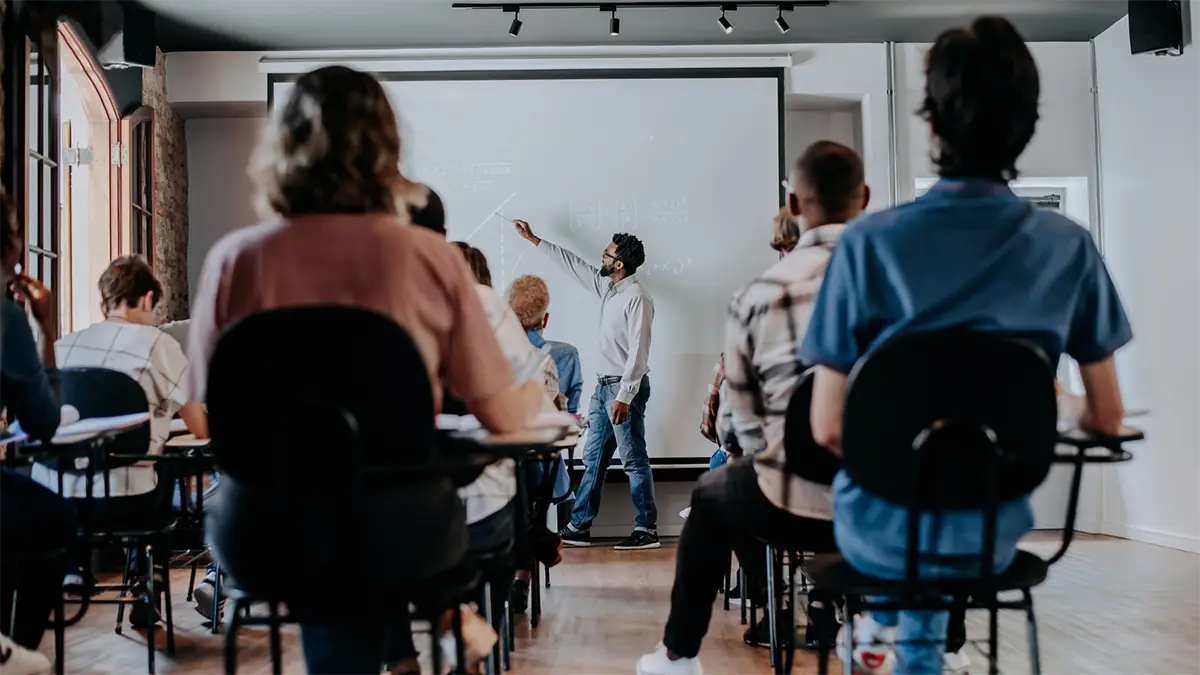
[547,340,581,359]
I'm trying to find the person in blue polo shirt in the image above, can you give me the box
[802,16,1132,675]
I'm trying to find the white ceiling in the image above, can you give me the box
[140,0,1127,52]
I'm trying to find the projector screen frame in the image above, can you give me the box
[266,67,787,466]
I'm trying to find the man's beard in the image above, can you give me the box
[599,263,614,277]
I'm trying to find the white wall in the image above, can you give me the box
[895,42,1100,227]
[185,117,263,296]
[1094,8,1200,552]
[783,108,863,171]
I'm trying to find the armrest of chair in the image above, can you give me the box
[1046,425,1142,565]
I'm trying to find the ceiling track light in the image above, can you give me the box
[775,3,792,33]
[604,4,620,36]
[717,5,734,34]
[508,6,523,36]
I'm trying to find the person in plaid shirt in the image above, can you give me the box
[639,141,870,675]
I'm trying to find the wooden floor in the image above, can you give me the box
[47,534,1199,674]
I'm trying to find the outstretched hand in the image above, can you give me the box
[512,219,541,246]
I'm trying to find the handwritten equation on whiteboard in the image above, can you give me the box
[414,162,515,196]
[568,196,690,232]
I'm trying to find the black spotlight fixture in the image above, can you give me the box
[509,7,523,36]
[774,4,791,33]
[609,7,620,36]
[717,6,733,34]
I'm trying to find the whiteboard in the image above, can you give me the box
[273,72,783,459]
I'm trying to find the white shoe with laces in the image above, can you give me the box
[636,646,702,675]
[836,614,897,674]
[0,633,51,675]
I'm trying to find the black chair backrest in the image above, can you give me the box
[782,369,841,486]
[52,367,151,472]
[206,306,436,492]
[841,332,1057,512]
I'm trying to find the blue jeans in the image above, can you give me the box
[570,377,656,532]
[837,515,1019,675]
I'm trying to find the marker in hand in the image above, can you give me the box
[494,212,516,223]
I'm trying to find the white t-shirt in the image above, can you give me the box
[32,321,190,498]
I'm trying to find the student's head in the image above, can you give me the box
[452,242,493,287]
[787,140,869,228]
[508,275,551,332]
[921,16,1040,182]
[602,233,645,280]
[251,65,422,219]
[410,185,446,236]
[98,255,162,325]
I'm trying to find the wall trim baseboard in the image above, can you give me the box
[1101,521,1200,553]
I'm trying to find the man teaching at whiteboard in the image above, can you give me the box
[513,219,659,550]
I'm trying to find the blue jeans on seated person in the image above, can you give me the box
[570,377,656,532]
[832,471,1033,675]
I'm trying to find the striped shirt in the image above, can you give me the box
[32,321,189,497]
[724,224,845,520]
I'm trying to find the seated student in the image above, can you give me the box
[505,273,583,609]
[637,140,870,675]
[188,65,543,675]
[803,17,1131,675]
[30,256,209,627]
[0,189,74,675]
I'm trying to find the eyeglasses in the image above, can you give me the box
[602,251,622,263]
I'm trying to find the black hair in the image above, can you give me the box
[612,233,645,274]
[1,189,15,260]
[920,16,1040,182]
[795,140,865,217]
[410,187,446,235]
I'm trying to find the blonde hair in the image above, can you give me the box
[770,205,800,253]
[251,65,424,220]
[507,275,550,330]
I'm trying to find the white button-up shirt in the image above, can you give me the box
[538,240,654,405]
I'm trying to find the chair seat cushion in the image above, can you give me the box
[804,550,1049,596]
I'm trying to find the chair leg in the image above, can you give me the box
[783,552,797,675]
[452,605,467,674]
[765,546,779,671]
[186,555,199,602]
[431,615,444,675]
[268,602,283,675]
[988,598,1000,675]
[739,568,748,625]
[53,578,65,675]
[1024,590,1042,675]
[158,543,176,656]
[115,547,134,634]
[483,581,497,675]
[722,552,732,612]
[530,563,542,629]
[224,599,242,675]
[211,561,222,635]
[145,545,157,675]
[502,600,512,671]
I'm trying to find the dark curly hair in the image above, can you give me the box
[410,185,445,235]
[920,16,1040,182]
[612,233,645,274]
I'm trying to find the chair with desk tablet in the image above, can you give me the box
[804,333,1140,675]
[205,307,483,675]
[43,367,181,674]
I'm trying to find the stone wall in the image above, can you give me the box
[142,47,189,321]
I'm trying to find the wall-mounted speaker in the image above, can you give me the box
[97,3,157,69]
[1128,0,1184,56]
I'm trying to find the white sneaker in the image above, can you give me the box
[836,615,896,674]
[679,507,691,519]
[0,633,52,675]
[942,648,971,672]
[636,646,702,675]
